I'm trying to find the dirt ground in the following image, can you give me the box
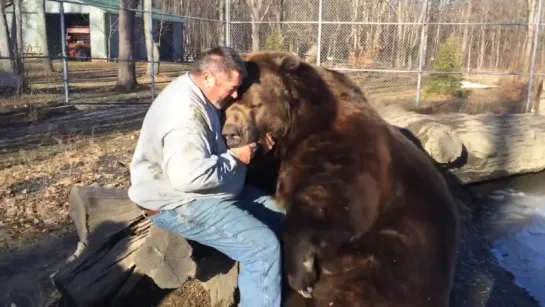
[1,130,138,251]
[0,127,217,307]
[0,60,192,109]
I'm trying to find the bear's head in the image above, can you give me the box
[222,101,259,148]
[221,51,341,155]
[222,51,372,156]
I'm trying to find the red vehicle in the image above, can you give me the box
[66,26,90,60]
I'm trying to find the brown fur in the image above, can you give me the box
[224,51,460,307]
[222,101,280,195]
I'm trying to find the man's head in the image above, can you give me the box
[191,46,247,109]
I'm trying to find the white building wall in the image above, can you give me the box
[44,1,108,59]
[6,0,108,59]
[5,0,183,62]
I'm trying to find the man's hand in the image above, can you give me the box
[230,142,258,164]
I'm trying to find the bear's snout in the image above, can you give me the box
[222,124,242,148]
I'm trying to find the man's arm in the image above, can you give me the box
[161,117,243,194]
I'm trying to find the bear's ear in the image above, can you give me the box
[278,54,301,73]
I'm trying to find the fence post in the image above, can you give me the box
[59,0,70,104]
[225,0,231,47]
[149,6,155,101]
[415,0,428,107]
[316,0,323,66]
[525,0,543,113]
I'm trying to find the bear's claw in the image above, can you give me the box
[297,287,314,299]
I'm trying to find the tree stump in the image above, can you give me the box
[50,186,238,307]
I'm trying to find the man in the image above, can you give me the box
[128,46,285,307]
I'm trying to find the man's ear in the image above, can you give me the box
[202,70,215,87]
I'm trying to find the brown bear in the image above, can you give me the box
[223,51,460,307]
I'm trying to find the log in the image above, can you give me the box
[51,186,238,307]
[378,105,545,184]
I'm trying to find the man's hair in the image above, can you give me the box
[191,46,247,79]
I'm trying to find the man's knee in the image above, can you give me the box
[240,184,270,200]
[256,227,282,258]
[243,185,285,215]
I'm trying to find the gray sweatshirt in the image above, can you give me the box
[128,72,246,211]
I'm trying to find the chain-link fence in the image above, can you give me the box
[1,0,545,114]
[0,0,225,110]
[229,0,545,114]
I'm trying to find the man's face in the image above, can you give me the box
[203,70,242,109]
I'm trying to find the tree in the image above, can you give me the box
[14,0,23,73]
[244,0,274,51]
[0,0,15,73]
[115,0,140,92]
[11,0,28,93]
[523,0,538,72]
[424,37,462,95]
[143,0,159,76]
[36,0,53,74]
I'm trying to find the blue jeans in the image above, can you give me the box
[148,185,286,307]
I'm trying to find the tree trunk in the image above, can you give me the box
[495,27,501,69]
[249,0,261,51]
[251,21,259,51]
[14,0,23,71]
[36,0,53,74]
[0,0,15,72]
[246,0,272,52]
[524,0,538,72]
[115,0,139,92]
[217,0,225,45]
[371,0,389,55]
[461,0,472,65]
[13,0,27,93]
[477,5,488,70]
[50,186,239,307]
[420,0,429,68]
[433,13,441,58]
[351,0,359,53]
[466,28,473,72]
[143,0,159,76]
[395,0,404,68]
[378,105,545,184]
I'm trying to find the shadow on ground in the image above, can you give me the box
[0,105,149,153]
[0,219,223,307]
[0,233,79,307]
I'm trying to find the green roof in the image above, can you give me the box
[71,0,185,23]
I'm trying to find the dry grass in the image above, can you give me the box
[0,129,140,251]
[378,75,535,115]
[0,60,192,109]
[343,72,535,114]
[157,280,212,307]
